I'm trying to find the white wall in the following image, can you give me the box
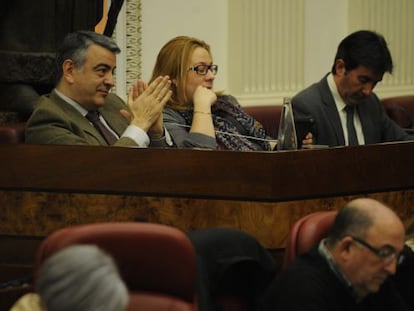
[304,0,348,87]
[140,0,348,98]
[140,0,228,91]
[135,0,413,105]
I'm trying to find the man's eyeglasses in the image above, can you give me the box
[188,64,218,75]
[350,236,404,265]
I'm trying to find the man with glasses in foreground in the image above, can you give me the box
[259,198,412,311]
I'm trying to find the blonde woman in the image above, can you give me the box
[149,36,273,151]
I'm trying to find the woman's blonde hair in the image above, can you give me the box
[150,36,212,110]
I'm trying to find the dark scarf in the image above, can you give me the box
[178,95,271,151]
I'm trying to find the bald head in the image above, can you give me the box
[348,198,404,236]
[347,198,399,217]
[327,198,405,246]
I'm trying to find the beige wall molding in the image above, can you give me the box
[228,0,414,105]
[228,0,305,106]
[349,0,414,98]
[117,0,412,105]
[114,0,142,100]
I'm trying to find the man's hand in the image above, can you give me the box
[302,132,313,145]
[124,76,172,133]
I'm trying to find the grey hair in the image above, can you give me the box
[36,244,128,311]
[55,30,121,84]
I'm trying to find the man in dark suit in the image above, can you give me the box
[259,198,411,311]
[26,30,173,147]
[292,30,414,147]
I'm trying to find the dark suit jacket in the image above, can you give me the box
[291,75,414,146]
[25,90,168,147]
[259,247,410,311]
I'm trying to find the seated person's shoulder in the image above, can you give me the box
[260,255,346,311]
[97,93,128,119]
[292,82,322,105]
[163,107,183,121]
[104,92,126,108]
[276,252,335,288]
[106,92,124,103]
[217,94,240,106]
[31,93,69,116]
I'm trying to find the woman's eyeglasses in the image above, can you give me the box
[188,64,218,75]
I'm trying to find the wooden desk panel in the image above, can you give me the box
[0,142,413,200]
[0,189,413,250]
[0,141,413,249]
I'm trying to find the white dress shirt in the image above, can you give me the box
[327,74,365,145]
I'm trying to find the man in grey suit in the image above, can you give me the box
[292,30,414,147]
[26,30,173,147]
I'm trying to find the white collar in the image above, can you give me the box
[54,89,89,117]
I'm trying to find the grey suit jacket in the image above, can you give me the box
[25,90,169,147]
[291,75,414,146]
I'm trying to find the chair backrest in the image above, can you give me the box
[282,211,338,270]
[382,95,414,129]
[35,222,198,311]
[243,105,282,138]
[127,293,195,311]
[0,122,26,144]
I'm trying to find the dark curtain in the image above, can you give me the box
[0,0,103,116]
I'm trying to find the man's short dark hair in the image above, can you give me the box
[55,31,121,84]
[331,30,393,75]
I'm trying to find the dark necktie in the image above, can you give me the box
[85,111,118,145]
[344,106,358,146]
